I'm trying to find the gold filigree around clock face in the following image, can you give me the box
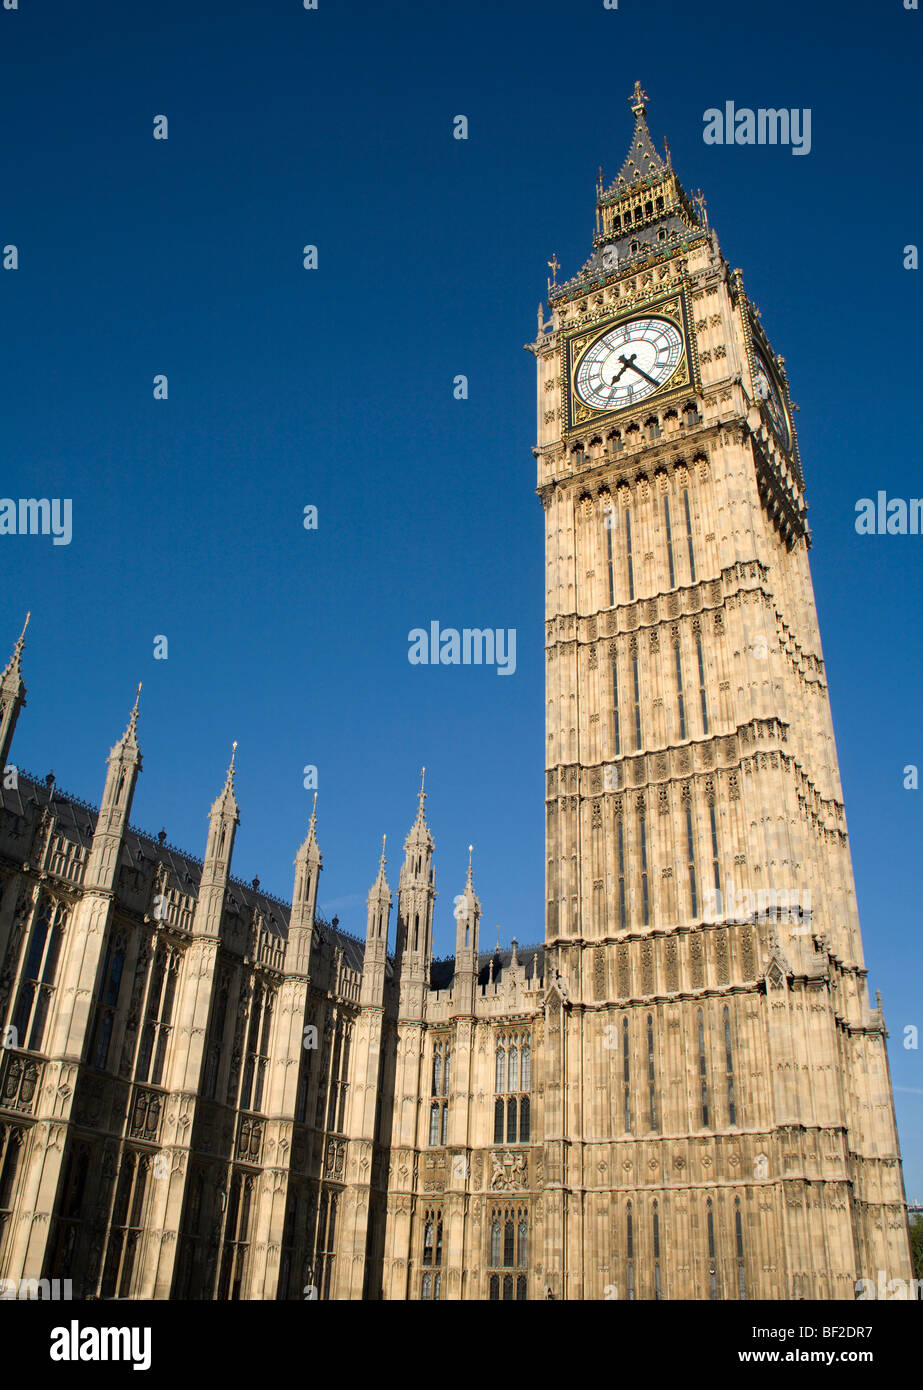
[574,316,683,412]
[751,348,791,452]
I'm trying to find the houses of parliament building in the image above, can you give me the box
[0,86,913,1301]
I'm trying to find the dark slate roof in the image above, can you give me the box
[430,945,544,991]
[2,772,370,966]
[609,111,667,191]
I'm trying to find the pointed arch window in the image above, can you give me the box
[622,1015,631,1133]
[517,1219,528,1267]
[674,640,687,740]
[218,1172,254,1301]
[612,654,621,756]
[137,943,179,1087]
[709,803,721,897]
[11,894,66,1054]
[0,1126,22,1260]
[631,653,642,750]
[647,1013,657,1131]
[696,636,709,735]
[685,801,698,918]
[241,981,274,1113]
[430,1038,450,1144]
[698,1007,710,1128]
[706,1197,717,1300]
[638,811,649,925]
[493,1032,531,1147]
[616,815,627,930]
[494,1097,504,1145]
[735,1197,746,1300]
[490,1205,529,1298]
[89,929,126,1071]
[724,1005,737,1126]
[100,1150,149,1299]
[664,497,676,588]
[683,489,696,581]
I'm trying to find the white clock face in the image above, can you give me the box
[752,350,791,451]
[574,316,683,411]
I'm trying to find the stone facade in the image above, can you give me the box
[0,88,912,1300]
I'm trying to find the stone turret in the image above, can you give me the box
[85,684,142,894]
[394,770,436,1021]
[451,844,480,1016]
[193,742,239,938]
[287,793,321,976]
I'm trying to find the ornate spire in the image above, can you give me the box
[404,766,434,856]
[609,80,667,191]
[455,843,481,935]
[296,791,321,863]
[371,833,389,894]
[210,740,240,820]
[111,682,142,760]
[1,612,29,685]
[630,79,648,117]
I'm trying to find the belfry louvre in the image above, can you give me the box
[0,87,912,1300]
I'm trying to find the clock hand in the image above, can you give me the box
[607,355,635,387]
[620,354,660,388]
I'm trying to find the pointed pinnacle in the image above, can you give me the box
[2,612,30,683]
[379,833,387,870]
[222,741,238,797]
[120,682,142,745]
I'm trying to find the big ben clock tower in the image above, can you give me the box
[528,83,912,1300]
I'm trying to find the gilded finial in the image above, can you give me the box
[547,252,560,290]
[630,80,649,116]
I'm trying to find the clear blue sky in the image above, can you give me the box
[2,0,921,1195]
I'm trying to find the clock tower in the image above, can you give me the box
[528,83,912,1299]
